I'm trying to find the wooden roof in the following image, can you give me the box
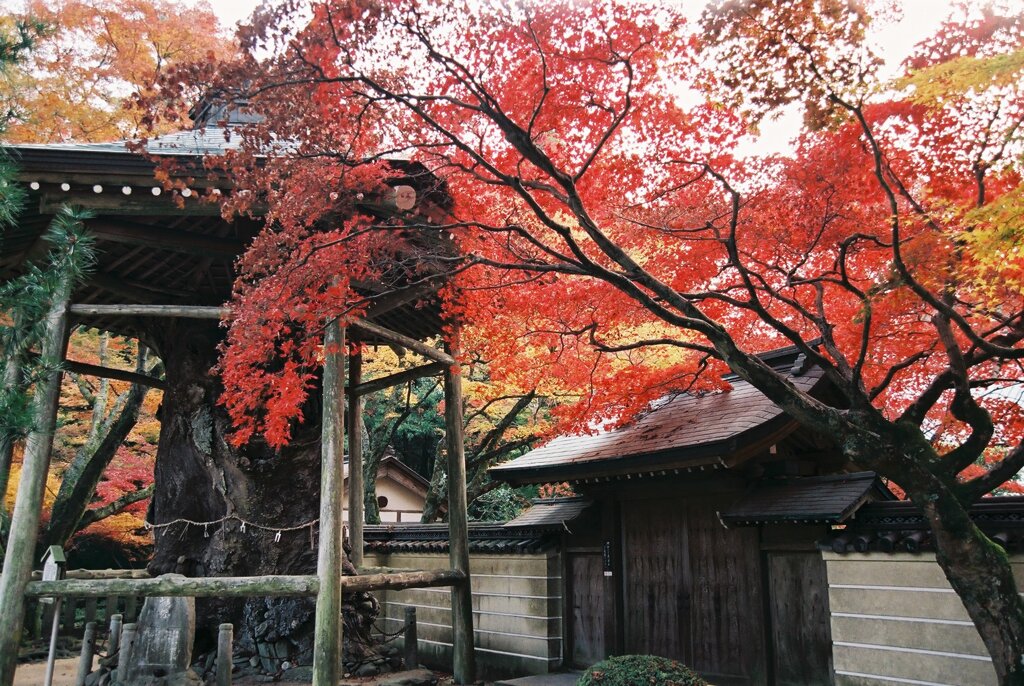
[719,471,894,526]
[1,129,449,346]
[490,347,826,485]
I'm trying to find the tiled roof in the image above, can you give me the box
[820,496,1024,553]
[719,472,893,526]
[10,126,243,158]
[505,497,593,528]
[362,501,591,554]
[362,523,560,554]
[491,350,825,483]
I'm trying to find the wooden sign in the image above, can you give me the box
[39,546,66,604]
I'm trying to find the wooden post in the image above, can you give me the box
[31,600,44,639]
[43,598,62,686]
[118,623,137,681]
[107,613,123,662]
[217,623,233,686]
[40,602,56,638]
[84,597,97,626]
[403,607,418,669]
[62,596,76,634]
[0,274,72,686]
[444,363,476,684]
[348,346,364,567]
[312,319,345,686]
[74,622,96,686]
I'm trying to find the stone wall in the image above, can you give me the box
[364,550,564,680]
[823,551,1013,685]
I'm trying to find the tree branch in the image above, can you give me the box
[76,484,155,531]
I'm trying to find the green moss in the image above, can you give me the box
[577,655,708,686]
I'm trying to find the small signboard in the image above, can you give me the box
[602,540,613,577]
[39,546,66,604]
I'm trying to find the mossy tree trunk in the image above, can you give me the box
[144,318,376,659]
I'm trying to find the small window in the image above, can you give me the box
[377,495,389,510]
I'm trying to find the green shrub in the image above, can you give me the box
[577,655,708,686]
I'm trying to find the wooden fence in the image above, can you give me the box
[23,570,149,643]
[24,594,143,642]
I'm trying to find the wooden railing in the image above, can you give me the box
[24,569,148,641]
[25,568,464,600]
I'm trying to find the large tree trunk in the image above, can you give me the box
[145,319,377,664]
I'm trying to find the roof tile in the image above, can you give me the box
[492,362,823,477]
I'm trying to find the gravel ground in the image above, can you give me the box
[14,657,90,686]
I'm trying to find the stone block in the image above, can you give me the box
[124,576,202,686]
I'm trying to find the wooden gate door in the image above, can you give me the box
[568,550,605,668]
[766,552,833,685]
[622,496,767,685]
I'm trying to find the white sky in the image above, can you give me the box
[209,0,263,30]
[208,0,954,50]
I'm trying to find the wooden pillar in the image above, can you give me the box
[347,346,364,567]
[0,352,23,523]
[601,498,624,657]
[312,320,345,686]
[217,623,233,686]
[0,277,72,686]
[443,363,476,684]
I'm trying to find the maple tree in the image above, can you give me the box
[0,0,233,143]
[144,0,1024,680]
[42,331,159,560]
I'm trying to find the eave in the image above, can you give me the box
[492,413,801,485]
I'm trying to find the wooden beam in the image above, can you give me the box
[26,575,320,599]
[24,568,464,598]
[313,320,345,686]
[63,358,166,390]
[89,272,194,304]
[0,269,72,686]
[363,277,445,319]
[350,362,445,397]
[348,347,364,567]
[351,319,454,365]
[65,307,450,368]
[41,192,223,217]
[30,569,151,581]
[444,362,476,684]
[342,568,464,594]
[70,304,225,319]
[84,219,243,257]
